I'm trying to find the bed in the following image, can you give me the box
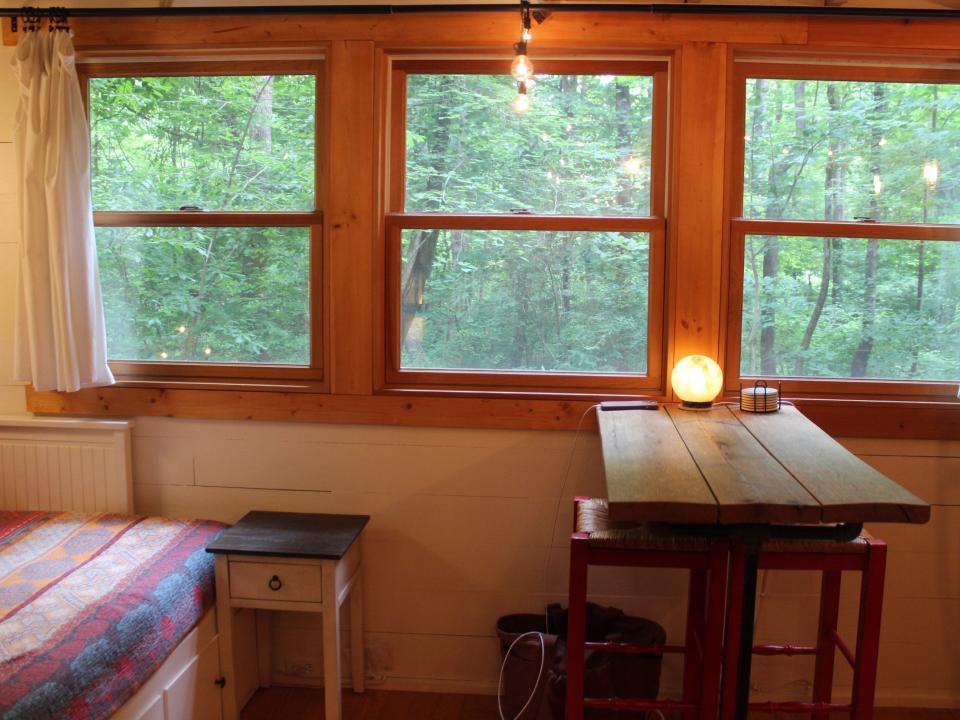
[0,511,226,720]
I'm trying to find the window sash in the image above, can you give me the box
[730,61,960,225]
[81,60,325,382]
[724,220,960,399]
[726,60,960,399]
[385,59,669,392]
[384,215,666,392]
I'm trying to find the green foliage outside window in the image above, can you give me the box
[742,78,960,382]
[96,227,310,364]
[90,75,315,211]
[742,235,960,380]
[402,73,654,374]
[89,74,316,365]
[401,230,649,373]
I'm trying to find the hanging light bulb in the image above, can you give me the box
[511,45,534,83]
[923,159,940,186]
[513,81,530,114]
[873,173,883,195]
[509,1,535,112]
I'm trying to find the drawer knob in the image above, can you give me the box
[268,575,283,591]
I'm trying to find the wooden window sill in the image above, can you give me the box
[23,385,960,438]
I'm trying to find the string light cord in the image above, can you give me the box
[545,403,601,579]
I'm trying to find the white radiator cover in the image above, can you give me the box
[0,416,134,514]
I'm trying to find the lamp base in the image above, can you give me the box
[679,400,714,411]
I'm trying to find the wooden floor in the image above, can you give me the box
[240,688,960,719]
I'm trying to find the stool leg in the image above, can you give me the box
[701,541,729,720]
[682,567,708,720]
[852,540,887,720]
[719,539,746,720]
[812,570,841,720]
[566,533,590,720]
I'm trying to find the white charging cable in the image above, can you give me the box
[497,625,668,720]
[498,631,547,720]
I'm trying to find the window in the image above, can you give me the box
[85,62,323,381]
[727,62,960,398]
[385,60,668,392]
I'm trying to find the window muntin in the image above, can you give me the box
[85,63,322,381]
[90,74,316,212]
[730,63,960,398]
[401,229,649,373]
[97,226,310,365]
[405,73,654,216]
[744,78,960,224]
[389,60,667,391]
[741,234,960,382]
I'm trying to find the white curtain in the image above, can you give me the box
[12,30,114,392]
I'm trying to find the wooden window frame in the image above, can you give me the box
[80,59,326,386]
[724,59,960,402]
[383,58,670,395]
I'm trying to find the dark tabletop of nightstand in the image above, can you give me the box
[206,511,370,559]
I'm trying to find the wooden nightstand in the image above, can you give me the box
[207,511,369,720]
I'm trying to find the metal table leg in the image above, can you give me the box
[733,538,761,720]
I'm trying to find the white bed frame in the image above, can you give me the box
[113,609,222,720]
[0,416,229,720]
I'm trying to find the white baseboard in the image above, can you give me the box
[266,675,960,712]
[271,672,500,696]
[873,689,960,709]
[376,675,501,695]
[750,685,960,711]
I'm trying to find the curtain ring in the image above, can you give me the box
[50,7,69,32]
[22,8,42,33]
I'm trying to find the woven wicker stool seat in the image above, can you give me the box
[761,529,872,554]
[577,498,714,551]
[567,497,728,720]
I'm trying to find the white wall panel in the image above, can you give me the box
[0,244,19,386]
[0,48,15,143]
[123,424,960,706]
[0,388,26,416]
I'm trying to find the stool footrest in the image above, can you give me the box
[584,641,680,655]
[749,701,852,714]
[584,697,698,712]
[753,643,817,656]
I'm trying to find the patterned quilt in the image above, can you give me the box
[0,511,225,720]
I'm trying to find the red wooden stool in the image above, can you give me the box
[720,532,887,719]
[566,497,728,720]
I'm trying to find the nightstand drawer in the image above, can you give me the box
[229,560,323,603]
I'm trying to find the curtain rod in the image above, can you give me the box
[4,2,960,28]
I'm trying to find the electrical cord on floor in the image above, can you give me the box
[497,631,546,720]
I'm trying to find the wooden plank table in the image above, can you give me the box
[597,404,930,720]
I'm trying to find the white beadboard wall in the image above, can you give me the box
[0,44,958,706]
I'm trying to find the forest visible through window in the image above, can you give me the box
[401,73,655,374]
[741,78,960,381]
[90,74,315,365]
